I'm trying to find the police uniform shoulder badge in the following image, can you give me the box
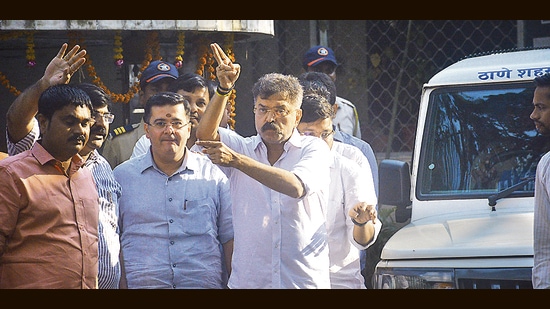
[109,123,139,139]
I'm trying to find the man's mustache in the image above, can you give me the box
[71,134,87,143]
[90,126,107,137]
[261,122,279,132]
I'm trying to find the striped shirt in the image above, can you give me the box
[6,118,122,289]
[85,150,122,289]
[533,151,550,288]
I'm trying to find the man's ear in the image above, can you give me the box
[144,122,151,138]
[332,103,338,119]
[36,113,48,134]
[294,108,303,127]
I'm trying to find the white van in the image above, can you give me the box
[373,48,550,289]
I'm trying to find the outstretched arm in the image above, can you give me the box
[196,140,307,198]
[196,43,240,142]
[6,43,86,142]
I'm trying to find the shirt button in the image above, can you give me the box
[169,198,173,202]
[172,264,177,268]
[170,241,174,245]
[169,219,174,223]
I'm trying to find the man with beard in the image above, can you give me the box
[532,72,550,288]
[4,43,122,289]
[0,84,98,288]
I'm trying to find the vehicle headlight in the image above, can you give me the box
[374,268,455,289]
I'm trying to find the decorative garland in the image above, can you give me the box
[0,29,238,129]
[68,30,153,103]
[0,31,25,41]
[26,31,36,68]
[84,31,157,103]
[0,72,21,96]
[113,30,124,67]
[174,32,184,69]
[0,31,30,95]
[224,33,236,130]
[195,39,208,77]
[207,49,215,81]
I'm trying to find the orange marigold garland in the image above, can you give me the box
[0,30,159,101]
[195,41,208,77]
[113,30,124,67]
[0,72,21,96]
[207,49,215,81]
[26,31,36,68]
[224,33,236,62]
[224,33,236,130]
[81,31,156,103]
[174,32,185,69]
[0,30,25,41]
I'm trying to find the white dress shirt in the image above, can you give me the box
[218,128,332,289]
[326,147,380,289]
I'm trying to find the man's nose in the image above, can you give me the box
[265,109,277,121]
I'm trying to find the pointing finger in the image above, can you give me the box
[196,140,219,148]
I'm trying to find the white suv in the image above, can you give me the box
[373,48,550,289]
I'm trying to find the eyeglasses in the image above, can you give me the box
[300,130,335,140]
[147,120,190,130]
[253,106,294,118]
[92,110,115,124]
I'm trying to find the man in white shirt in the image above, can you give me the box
[196,43,332,288]
[298,92,381,288]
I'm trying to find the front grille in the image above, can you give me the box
[456,268,533,289]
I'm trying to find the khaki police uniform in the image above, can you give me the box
[101,119,146,169]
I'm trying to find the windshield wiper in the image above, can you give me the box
[488,176,535,211]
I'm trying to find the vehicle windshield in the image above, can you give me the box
[418,82,550,199]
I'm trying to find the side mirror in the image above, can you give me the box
[379,159,412,222]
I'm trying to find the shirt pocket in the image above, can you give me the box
[182,197,215,236]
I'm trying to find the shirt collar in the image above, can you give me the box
[32,142,85,175]
[252,129,304,151]
[138,147,194,176]
[32,142,84,165]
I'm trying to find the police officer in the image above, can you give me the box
[303,45,362,139]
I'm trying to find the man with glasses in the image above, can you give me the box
[5,43,123,289]
[196,43,332,288]
[101,60,178,169]
[113,92,233,289]
[297,71,379,287]
[303,45,362,139]
[297,92,381,288]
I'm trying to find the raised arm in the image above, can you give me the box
[6,43,86,142]
[196,43,240,142]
